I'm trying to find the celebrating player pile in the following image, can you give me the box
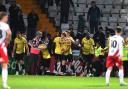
[105,27,128,86]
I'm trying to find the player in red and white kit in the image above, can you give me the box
[0,12,12,89]
[105,27,127,86]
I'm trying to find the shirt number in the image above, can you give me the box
[0,29,2,39]
[111,40,117,48]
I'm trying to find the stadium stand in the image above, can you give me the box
[4,0,128,36]
[16,0,57,37]
[47,0,128,34]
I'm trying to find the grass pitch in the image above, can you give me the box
[0,76,128,89]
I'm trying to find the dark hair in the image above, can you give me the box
[116,27,122,33]
[66,30,71,35]
[0,11,8,20]
[62,32,67,37]
[17,31,21,35]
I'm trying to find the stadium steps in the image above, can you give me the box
[16,0,57,37]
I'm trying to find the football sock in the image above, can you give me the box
[61,65,66,73]
[71,65,75,73]
[119,69,124,84]
[106,69,112,84]
[22,64,25,70]
[2,68,8,87]
[55,62,57,71]
[16,63,19,72]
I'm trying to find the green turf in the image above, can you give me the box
[0,76,128,89]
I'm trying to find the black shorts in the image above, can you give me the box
[82,54,94,64]
[15,53,24,61]
[61,54,73,62]
[55,54,62,61]
[42,59,51,68]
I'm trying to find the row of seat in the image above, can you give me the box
[48,0,128,30]
[74,0,125,5]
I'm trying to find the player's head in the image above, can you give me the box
[0,11,8,23]
[61,32,67,38]
[124,37,128,45]
[17,32,22,39]
[85,32,91,39]
[66,30,71,37]
[96,42,101,47]
[115,26,122,35]
[36,31,42,37]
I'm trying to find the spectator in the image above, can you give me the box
[57,0,74,24]
[87,1,100,34]
[17,10,26,33]
[38,0,47,12]
[27,10,39,41]
[0,3,6,12]
[93,27,106,48]
[48,0,53,6]
[78,15,85,32]
[9,2,20,39]
[124,23,128,37]
[55,0,60,7]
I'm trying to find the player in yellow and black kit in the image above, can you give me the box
[12,32,29,75]
[53,33,61,60]
[39,36,51,75]
[66,31,75,62]
[81,33,94,76]
[123,37,128,77]
[53,33,62,74]
[60,32,72,74]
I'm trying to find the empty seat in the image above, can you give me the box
[77,0,85,3]
[104,0,113,4]
[102,8,110,14]
[73,16,79,21]
[111,9,120,14]
[68,15,73,21]
[75,7,84,13]
[48,6,57,12]
[120,9,127,17]
[124,0,128,4]
[109,22,117,28]
[119,23,126,28]
[49,12,57,18]
[96,0,104,4]
[55,16,60,27]
[113,0,122,4]
[73,0,78,3]
[79,4,86,9]
[118,16,127,23]
[101,17,108,22]
[108,17,118,28]
[101,22,108,28]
